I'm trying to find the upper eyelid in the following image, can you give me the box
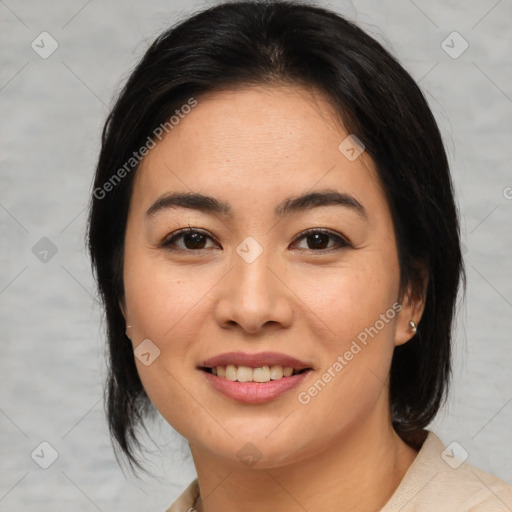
[290,228,348,244]
[161,227,217,245]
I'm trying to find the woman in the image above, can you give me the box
[87,1,512,510]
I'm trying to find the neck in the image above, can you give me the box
[189,407,419,512]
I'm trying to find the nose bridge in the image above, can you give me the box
[213,237,293,332]
[232,239,277,308]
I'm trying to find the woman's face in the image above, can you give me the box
[122,85,418,468]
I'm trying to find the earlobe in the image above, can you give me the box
[395,287,425,346]
[119,300,126,320]
[395,323,417,347]
[395,264,429,346]
[119,301,132,339]
[395,314,418,347]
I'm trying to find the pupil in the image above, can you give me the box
[184,233,206,249]
[308,233,329,249]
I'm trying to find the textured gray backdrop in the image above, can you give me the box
[1,0,511,510]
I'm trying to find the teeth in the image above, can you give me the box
[253,366,270,382]
[269,365,283,380]
[283,366,293,377]
[211,364,300,382]
[225,364,237,381]
[237,365,253,382]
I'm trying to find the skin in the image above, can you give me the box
[122,84,426,512]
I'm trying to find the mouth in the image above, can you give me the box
[199,351,313,382]
[198,352,313,403]
[200,364,311,382]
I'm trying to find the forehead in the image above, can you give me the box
[132,85,383,214]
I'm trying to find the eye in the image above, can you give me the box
[291,229,351,251]
[160,227,350,252]
[161,227,219,251]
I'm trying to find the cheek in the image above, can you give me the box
[295,255,399,345]
[123,248,219,345]
[291,253,400,410]
[122,255,218,437]
[293,292,399,447]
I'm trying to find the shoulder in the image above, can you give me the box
[382,430,512,511]
[164,432,512,511]
[164,479,199,512]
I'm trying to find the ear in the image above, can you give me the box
[119,300,134,340]
[395,272,428,347]
[119,300,127,321]
[119,300,132,330]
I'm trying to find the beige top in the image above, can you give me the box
[165,431,512,511]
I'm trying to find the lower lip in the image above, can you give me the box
[201,370,311,404]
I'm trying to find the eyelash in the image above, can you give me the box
[160,227,351,253]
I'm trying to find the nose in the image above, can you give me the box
[213,249,294,334]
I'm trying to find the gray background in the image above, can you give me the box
[1,0,511,510]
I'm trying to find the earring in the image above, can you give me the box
[408,320,417,334]
[126,325,132,338]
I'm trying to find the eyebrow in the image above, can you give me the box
[146,188,367,220]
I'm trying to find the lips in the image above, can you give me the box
[199,351,313,404]
[200,351,313,371]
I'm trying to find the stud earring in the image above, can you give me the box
[408,320,417,334]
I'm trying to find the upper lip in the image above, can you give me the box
[200,351,313,371]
